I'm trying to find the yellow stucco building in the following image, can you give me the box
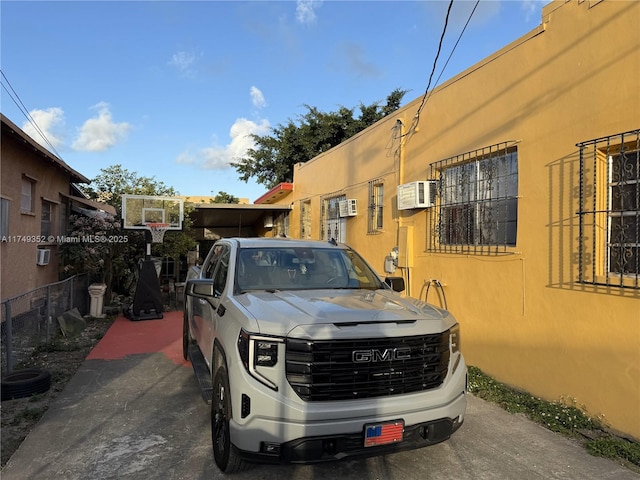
[277,0,640,439]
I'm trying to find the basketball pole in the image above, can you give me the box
[126,227,164,321]
[121,195,183,321]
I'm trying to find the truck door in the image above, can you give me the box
[192,244,223,353]
[200,245,231,368]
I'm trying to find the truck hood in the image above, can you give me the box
[234,289,455,338]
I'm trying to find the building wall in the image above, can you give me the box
[1,129,71,300]
[287,0,640,439]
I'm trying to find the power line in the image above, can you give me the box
[433,0,481,91]
[410,0,480,133]
[0,69,64,159]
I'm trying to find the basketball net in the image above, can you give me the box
[147,223,169,243]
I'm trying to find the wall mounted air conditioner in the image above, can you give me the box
[36,248,51,266]
[397,181,437,210]
[338,199,358,217]
[263,215,274,228]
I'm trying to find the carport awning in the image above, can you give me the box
[189,203,291,229]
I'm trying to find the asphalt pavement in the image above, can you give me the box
[1,311,638,480]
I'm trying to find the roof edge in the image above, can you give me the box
[1,113,90,184]
[254,182,294,204]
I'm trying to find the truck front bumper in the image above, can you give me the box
[236,413,464,464]
[229,369,467,464]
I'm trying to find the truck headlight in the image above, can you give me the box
[449,323,462,375]
[238,329,283,390]
[450,324,461,354]
[255,340,278,367]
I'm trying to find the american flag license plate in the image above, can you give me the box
[364,420,404,447]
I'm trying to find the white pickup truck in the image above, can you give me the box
[183,237,467,473]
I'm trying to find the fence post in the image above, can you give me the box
[46,285,52,343]
[4,301,14,374]
[70,275,75,311]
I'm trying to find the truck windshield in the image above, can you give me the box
[235,247,385,292]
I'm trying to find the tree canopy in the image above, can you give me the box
[231,88,408,189]
[69,164,196,295]
[82,164,178,216]
[210,191,240,204]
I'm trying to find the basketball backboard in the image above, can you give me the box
[121,195,184,231]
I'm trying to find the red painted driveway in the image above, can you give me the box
[87,310,189,366]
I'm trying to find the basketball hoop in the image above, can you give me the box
[146,223,170,243]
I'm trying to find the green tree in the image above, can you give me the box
[210,191,239,204]
[72,165,196,296]
[59,214,121,283]
[231,88,408,189]
[82,164,178,216]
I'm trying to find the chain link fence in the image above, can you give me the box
[1,274,90,375]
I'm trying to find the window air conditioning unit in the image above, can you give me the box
[397,181,437,210]
[36,248,51,266]
[338,199,358,217]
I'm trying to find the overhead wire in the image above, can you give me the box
[0,68,64,159]
[409,0,481,135]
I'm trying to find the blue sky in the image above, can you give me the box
[1,0,546,203]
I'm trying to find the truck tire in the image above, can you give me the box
[1,368,52,401]
[212,367,247,473]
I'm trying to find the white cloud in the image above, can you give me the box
[296,0,322,25]
[178,117,270,170]
[250,86,267,109]
[175,150,196,165]
[22,107,66,151]
[72,102,131,152]
[168,50,199,78]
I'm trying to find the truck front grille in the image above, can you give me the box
[285,333,450,401]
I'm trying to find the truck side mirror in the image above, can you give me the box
[187,279,215,297]
[384,276,405,292]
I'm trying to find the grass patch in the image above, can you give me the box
[587,438,640,465]
[468,366,640,471]
[10,406,48,426]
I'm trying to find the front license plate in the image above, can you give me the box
[364,420,404,447]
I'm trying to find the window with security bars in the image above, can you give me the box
[300,200,311,239]
[274,211,290,237]
[577,129,639,288]
[428,142,518,254]
[321,195,345,243]
[367,180,383,234]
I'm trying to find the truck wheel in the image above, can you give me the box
[212,367,247,473]
[182,309,192,361]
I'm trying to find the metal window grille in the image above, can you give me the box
[428,141,518,255]
[367,180,384,234]
[577,129,640,288]
[274,211,290,237]
[321,194,345,242]
[300,200,311,239]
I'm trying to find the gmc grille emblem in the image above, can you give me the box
[352,347,411,363]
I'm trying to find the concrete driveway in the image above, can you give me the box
[2,312,637,480]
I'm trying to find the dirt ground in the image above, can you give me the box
[1,316,114,467]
